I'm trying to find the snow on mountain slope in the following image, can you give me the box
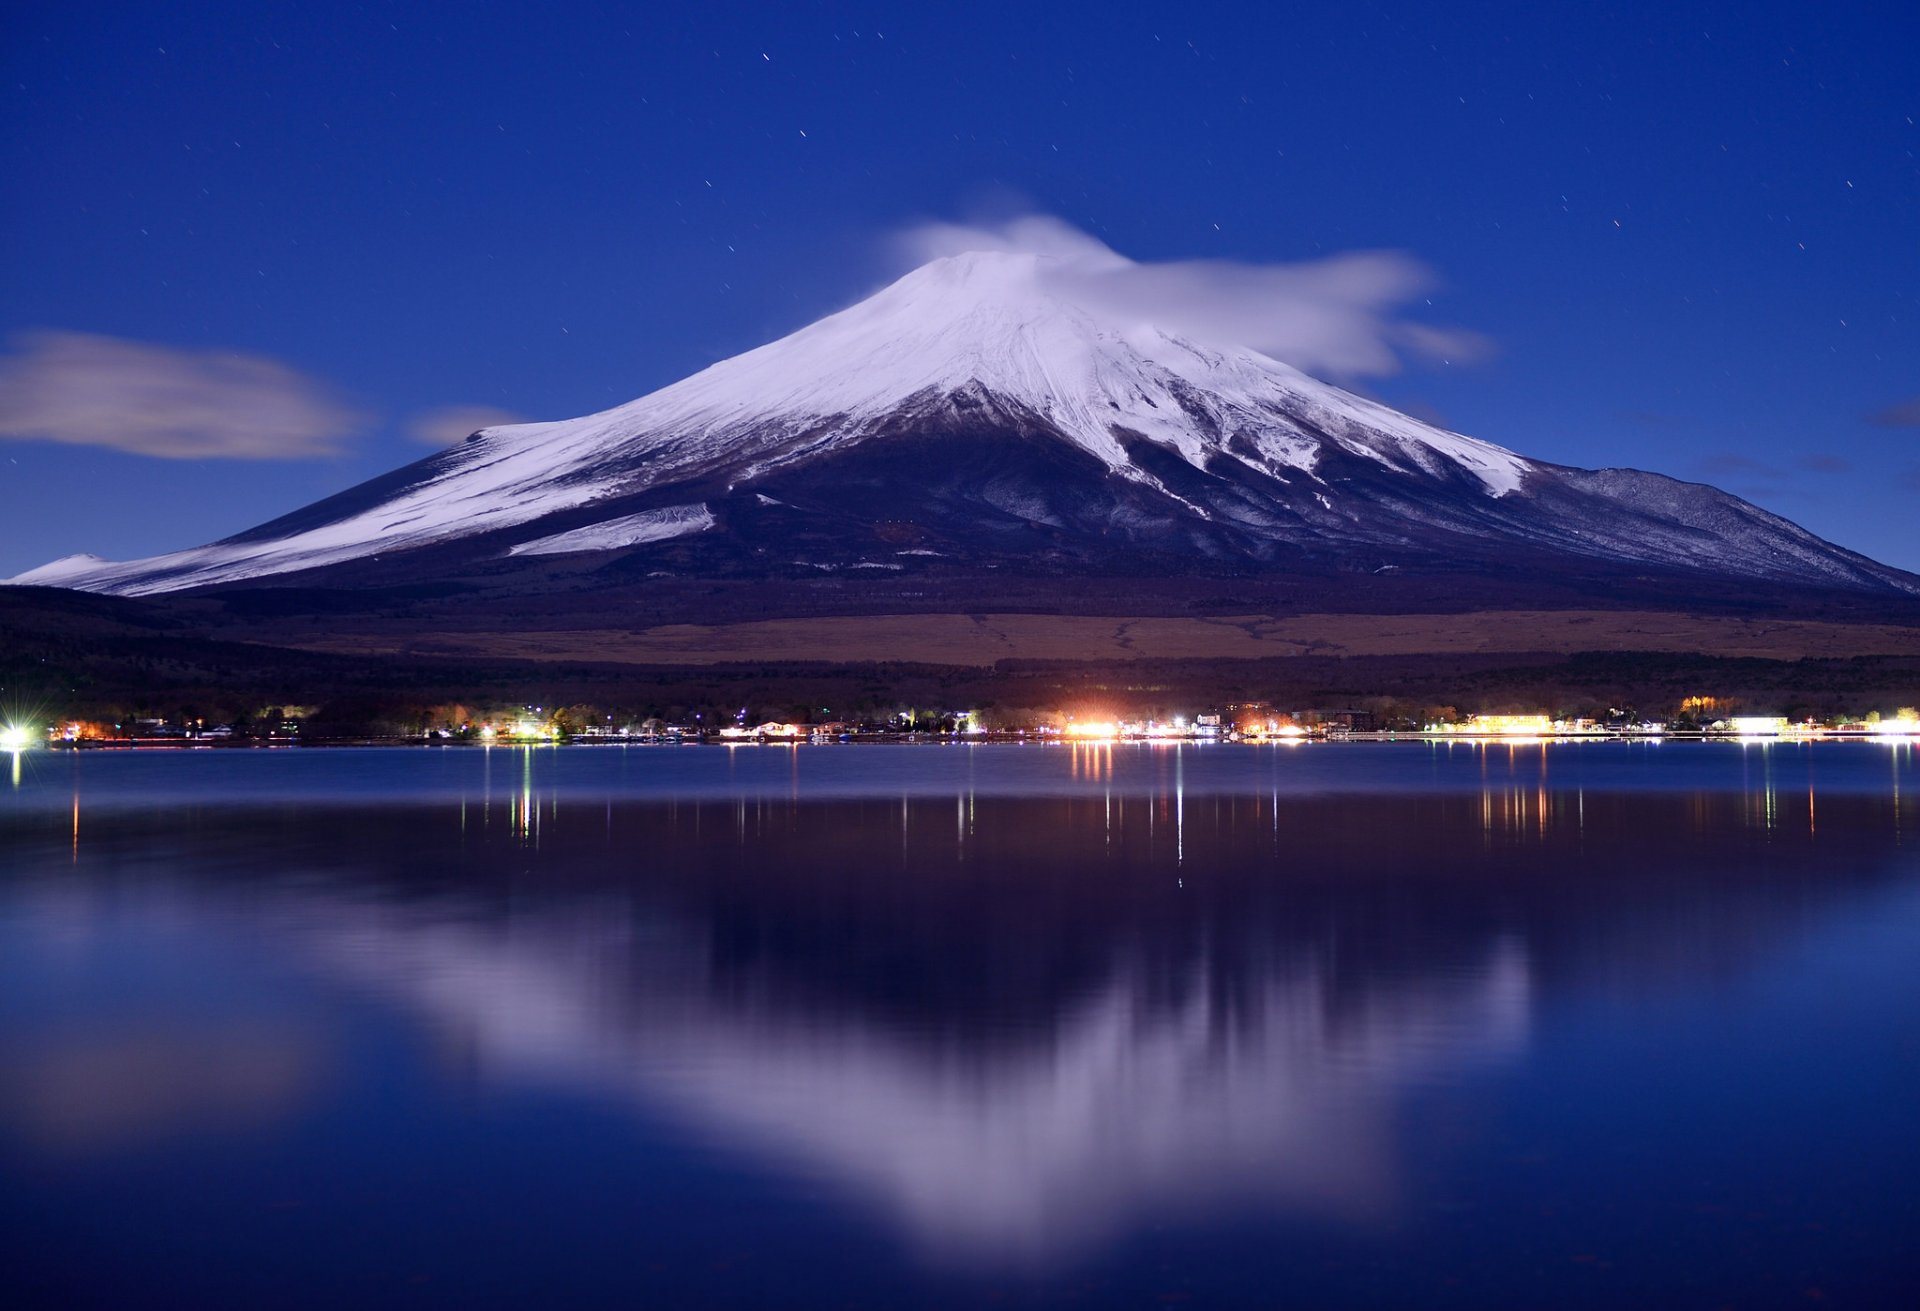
[5,249,1913,598]
[508,503,714,557]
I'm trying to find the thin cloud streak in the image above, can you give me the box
[1797,454,1852,474]
[1869,397,1920,428]
[0,330,368,460]
[895,214,1492,379]
[1695,452,1854,483]
[1695,453,1777,478]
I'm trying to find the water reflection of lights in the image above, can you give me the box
[1067,740,1114,783]
[1479,787,1556,839]
[496,745,544,841]
[1174,745,1185,865]
[1894,739,1910,829]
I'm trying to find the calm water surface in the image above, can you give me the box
[3,741,1918,1308]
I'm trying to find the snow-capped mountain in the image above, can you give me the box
[10,249,1917,599]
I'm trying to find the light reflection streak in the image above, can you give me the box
[419,738,1920,864]
[1895,741,1908,835]
[510,745,538,842]
[1175,747,1185,866]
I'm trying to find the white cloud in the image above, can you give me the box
[0,330,369,459]
[406,404,527,446]
[895,215,1491,378]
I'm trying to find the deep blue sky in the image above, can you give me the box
[3,0,1916,576]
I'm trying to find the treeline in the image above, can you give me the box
[12,649,1920,742]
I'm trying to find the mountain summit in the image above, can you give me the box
[11,250,1917,602]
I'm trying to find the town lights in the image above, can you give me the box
[1065,721,1118,739]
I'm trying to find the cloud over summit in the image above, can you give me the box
[894,215,1490,379]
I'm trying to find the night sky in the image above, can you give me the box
[3,0,1916,577]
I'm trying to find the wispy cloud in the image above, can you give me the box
[894,214,1491,378]
[1695,453,1777,479]
[1687,449,1855,503]
[1869,397,1920,427]
[1796,454,1852,474]
[0,330,369,459]
[1695,452,1853,484]
[406,405,527,447]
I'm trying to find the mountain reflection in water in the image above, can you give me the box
[3,745,1919,1307]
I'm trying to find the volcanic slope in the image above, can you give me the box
[10,249,1917,609]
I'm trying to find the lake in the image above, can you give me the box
[3,741,1919,1308]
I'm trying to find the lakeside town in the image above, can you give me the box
[8,696,1919,751]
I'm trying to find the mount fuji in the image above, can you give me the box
[11,249,1917,612]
